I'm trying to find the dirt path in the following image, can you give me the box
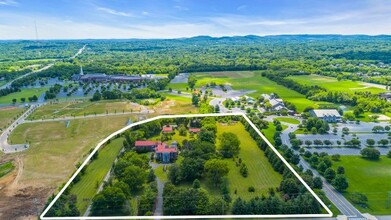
[0,155,53,220]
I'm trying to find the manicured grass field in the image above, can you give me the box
[192,71,331,112]
[0,161,14,178]
[0,107,25,130]
[166,83,188,91]
[274,117,300,125]
[8,115,136,188]
[332,156,391,214]
[287,74,386,94]
[261,122,288,145]
[0,88,47,104]
[28,100,143,120]
[70,138,124,213]
[216,122,283,201]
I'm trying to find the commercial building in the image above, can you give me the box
[309,109,342,123]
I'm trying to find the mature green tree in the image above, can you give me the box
[324,168,336,182]
[178,124,187,136]
[366,139,375,147]
[378,139,389,147]
[91,186,129,216]
[91,91,102,101]
[168,164,181,185]
[336,166,345,175]
[332,175,349,192]
[279,178,299,197]
[147,169,156,183]
[204,159,229,186]
[219,132,240,158]
[121,165,147,191]
[313,177,323,189]
[360,147,380,160]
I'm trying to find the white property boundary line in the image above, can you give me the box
[40,112,333,220]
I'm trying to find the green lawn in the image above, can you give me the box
[261,122,278,145]
[192,71,332,112]
[0,88,47,104]
[28,100,143,120]
[0,107,25,131]
[154,165,168,183]
[163,93,192,102]
[274,117,300,125]
[288,74,386,94]
[70,138,124,213]
[332,156,391,214]
[166,83,188,91]
[216,122,283,201]
[0,161,14,178]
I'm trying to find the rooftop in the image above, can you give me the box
[156,143,177,153]
[310,109,341,117]
[162,125,173,132]
[135,140,158,147]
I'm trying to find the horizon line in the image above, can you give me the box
[1,33,391,41]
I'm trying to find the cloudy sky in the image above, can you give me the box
[0,0,390,39]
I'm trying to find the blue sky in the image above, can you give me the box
[0,0,390,39]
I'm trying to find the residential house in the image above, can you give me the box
[155,142,177,163]
[134,140,159,152]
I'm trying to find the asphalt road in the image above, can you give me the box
[0,104,37,153]
[0,44,87,90]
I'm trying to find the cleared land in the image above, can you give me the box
[332,156,391,214]
[0,115,139,219]
[288,74,386,94]
[0,107,25,130]
[0,88,47,104]
[70,138,124,213]
[191,71,331,112]
[153,94,198,114]
[274,117,300,124]
[8,115,136,188]
[28,100,145,120]
[216,122,282,200]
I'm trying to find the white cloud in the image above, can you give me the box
[0,0,18,6]
[97,7,135,17]
[174,5,188,11]
[237,5,247,11]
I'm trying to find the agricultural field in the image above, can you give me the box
[28,100,146,120]
[0,107,25,131]
[70,138,124,213]
[332,156,391,214]
[216,122,282,200]
[0,88,47,104]
[287,74,386,94]
[192,71,331,112]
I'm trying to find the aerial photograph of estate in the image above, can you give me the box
[0,0,390,220]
